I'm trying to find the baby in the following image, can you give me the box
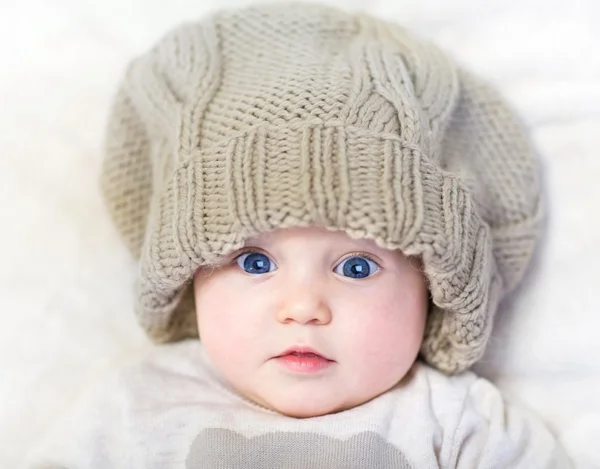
[28,2,572,468]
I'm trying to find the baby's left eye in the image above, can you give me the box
[334,256,379,279]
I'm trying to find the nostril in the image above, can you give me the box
[276,297,332,325]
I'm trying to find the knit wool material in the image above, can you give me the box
[100,2,543,373]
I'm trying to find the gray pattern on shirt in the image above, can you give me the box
[186,429,414,468]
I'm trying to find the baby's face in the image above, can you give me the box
[193,227,428,418]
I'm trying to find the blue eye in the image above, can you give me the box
[334,256,379,279]
[236,252,276,274]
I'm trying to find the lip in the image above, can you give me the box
[273,346,335,374]
[275,346,333,361]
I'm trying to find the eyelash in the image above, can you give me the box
[339,251,380,267]
[234,248,264,260]
[232,249,381,270]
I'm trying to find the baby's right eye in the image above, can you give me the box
[236,252,277,275]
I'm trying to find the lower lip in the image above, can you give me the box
[275,354,333,373]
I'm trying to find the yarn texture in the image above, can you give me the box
[100,2,543,373]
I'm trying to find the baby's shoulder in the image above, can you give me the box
[397,361,504,420]
[399,363,571,467]
[112,339,212,397]
[406,360,484,394]
[121,339,206,377]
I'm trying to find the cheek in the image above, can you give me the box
[195,278,242,348]
[194,275,265,360]
[339,283,427,370]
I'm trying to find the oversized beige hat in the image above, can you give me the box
[100,2,543,373]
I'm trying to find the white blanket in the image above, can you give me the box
[1,0,598,467]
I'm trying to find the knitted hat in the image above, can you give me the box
[100,2,543,374]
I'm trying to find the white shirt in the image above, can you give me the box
[26,340,572,468]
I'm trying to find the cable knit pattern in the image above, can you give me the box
[99,2,543,373]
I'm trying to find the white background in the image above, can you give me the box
[1,0,599,467]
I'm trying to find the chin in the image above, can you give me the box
[269,397,352,419]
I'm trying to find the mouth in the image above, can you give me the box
[274,346,334,374]
[275,346,334,362]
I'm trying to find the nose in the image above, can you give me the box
[276,285,332,326]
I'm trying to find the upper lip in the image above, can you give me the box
[275,346,333,361]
